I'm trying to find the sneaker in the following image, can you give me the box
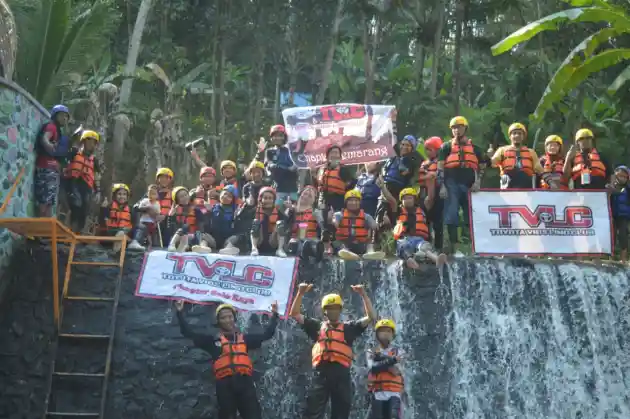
[338,248,360,261]
[167,245,177,252]
[191,245,212,254]
[276,248,287,258]
[219,246,240,256]
[128,240,146,251]
[251,248,259,256]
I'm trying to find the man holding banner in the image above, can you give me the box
[175,300,279,419]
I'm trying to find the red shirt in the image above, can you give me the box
[35,123,60,170]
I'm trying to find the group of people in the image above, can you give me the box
[176,283,403,419]
[33,105,630,264]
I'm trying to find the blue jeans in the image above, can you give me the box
[444,177,470,226]
[396,236,427,259]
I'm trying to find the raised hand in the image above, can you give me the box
[298,283,314,293]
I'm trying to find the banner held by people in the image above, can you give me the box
[282,103,397,168]
[470,190,613,256]
[135,251,298,318]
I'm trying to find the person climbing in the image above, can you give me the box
[242,160,272,207]
[205,185,242,255]
[393,188,447,270]
[65,130,101,233]
[175,299,279,419]
[286,186,325,262]
[289,282,376,419]
[488,123,544,189]
[564,128,611,190]
[167,186,211,253]
[333,190,385,261]
[538,135,568,190]
[34,104,70,217]
[366,319,405,419]
[264,124,299,210]
[155,167,174,245]
[100,183,132,252]
[608,166,630,263]
[250,187,288,257]
[437,116,486,254]
[190,166,220,211]
[128,184,160,251]
[417,136,443,251]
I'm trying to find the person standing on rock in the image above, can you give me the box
[174,300,279,419]
[289,283,376,419]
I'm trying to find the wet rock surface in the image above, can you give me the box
[0,244,451,419]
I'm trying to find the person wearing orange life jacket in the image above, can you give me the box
[333,190,386,261]
[417,136,443,251]
[394,188,447,270]
[219,160,244,202]
[65,130,101,233]
[489,123,544,190]
[99,183,132,253]
[437,116,487,254]
[284,186,326,262]
[166,186,211,253]
[175,300,279,419]
[564,128,611,190]
[289,283,376,419]
[538,135,569,190]
[153,167,175,246]
[190,166,220,212]
[250,187,288,257]
[367,319,405,419]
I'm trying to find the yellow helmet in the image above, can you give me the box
[508,122,527,136]
[321,293,343,309]
[248,160,265,171]
[344,189,362,201]
[220,160,237,171]
[545,135,563,147]
[575,128,594,141]
[156,167,174,179]
[215,303,236,318]
[111,183,130,195]
[449,116,468,128]
[80,130,100,142]
[399,187,417,201]
[171,186,189,202]
[375,319,396,334]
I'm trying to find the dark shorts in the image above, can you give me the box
[614,217,629,251]
[34,167,60,206]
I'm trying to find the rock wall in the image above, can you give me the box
[0,245,450,419]
[0,78,49,285]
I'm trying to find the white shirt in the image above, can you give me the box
[138,198,160,223]
[366,345,405,400]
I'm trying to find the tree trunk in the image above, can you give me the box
[413,0,426,91]
[273,73,280,121]
[217,46,227,158]
[429,0,446,98]
[315,0,345,105]
[361,10,374,104]
[453,0,463,114]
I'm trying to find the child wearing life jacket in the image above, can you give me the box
[417,136,443,250]
[206,185,241,255]
[332,190,385,261]
[608,166,630,263]
[190,166,220,211]
[242,160,272,207]
[394,188,447,270]
[564,128,611,190]
[286,186,325,262]
[65,130,101,233]
[129,184,161,251]
[367,319,405,419]
[250,187,288,257]
[100,183,132,253]
[538,135,569,190]
[264,124,299,209]
[167,186,211,253]
[155,167,174,245]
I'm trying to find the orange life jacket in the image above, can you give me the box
[541,154,568,189]
[499,146,535,177]
[175,205,197,233]
[318,167,346,195]
[335,209,369,243]
[194,185,220,207]
[213,333,253,380]
[67,151,95,189]
[393,206,429,241]
[571,148,607,180]
[255,206,278,234]
[292,209,318,239]
[158,189,172,216]
[106,201,132,229]
[418,158,438,187]
[367,347,404,393]
[311,322,353,368]
[443,139,479,170]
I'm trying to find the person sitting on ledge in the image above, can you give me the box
[100,183,132,253]
[286,186,325,262]
[175,300,279,419]
[250,187,288,257]
[166,186,212,253]
[205,185,242,255]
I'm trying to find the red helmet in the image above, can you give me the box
[424,136,443,150]
[200,166,216,179]
[269,125,286,136]
[258,186,277,200]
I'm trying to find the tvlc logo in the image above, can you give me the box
[488,205,594,229]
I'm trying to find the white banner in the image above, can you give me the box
[470,190,613,256]
[135,251,298,318]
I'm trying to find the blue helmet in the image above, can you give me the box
[401,135,417,147]
[50,104,69,117]
[222,184,239,199]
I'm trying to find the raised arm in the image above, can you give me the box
[289,283,313,324]
[351,284,376,327]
